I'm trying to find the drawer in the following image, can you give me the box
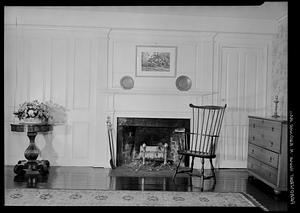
[248,144,279,168]
[249,118,281,130]
[249,119,281,153]
[248,156,278,185]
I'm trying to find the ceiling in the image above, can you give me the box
[36,2,287,20]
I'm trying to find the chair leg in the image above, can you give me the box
[188,156,195,190]
[172,154,184,181]
[200,158,205,177]
[190,156,195,174]
[209,158,216,180]
[189,175,193,191]
[201,158,205,190]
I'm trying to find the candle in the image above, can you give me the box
[272,95,280,118]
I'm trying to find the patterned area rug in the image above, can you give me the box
[5,188,268,210]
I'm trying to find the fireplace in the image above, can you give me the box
[116,117,190,167]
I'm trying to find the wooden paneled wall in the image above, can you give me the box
[4,12,275,168]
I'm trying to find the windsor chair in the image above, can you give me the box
[172,104,227,190]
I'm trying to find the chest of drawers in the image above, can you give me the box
[247,116,287,194]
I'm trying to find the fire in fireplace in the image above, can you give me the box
[116,117,190,168]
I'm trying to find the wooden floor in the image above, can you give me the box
[4,166,288,211]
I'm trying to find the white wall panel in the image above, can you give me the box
[223,49,239,161]
[72,122,89,159]
[4,26,18,128]
[114,94,195,113]
[73,39,91,109]
[4,27,17,109]
[15,36,29,105]
[245,52,257,111]
[50,39,68,106]
[196,41,214,92]
[176,44,196,79]
[27,38,47,101]
[49,128,67,157]
[5,127,28,163]
[112,41,135,76]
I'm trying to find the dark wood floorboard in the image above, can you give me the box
[4,166,288,211]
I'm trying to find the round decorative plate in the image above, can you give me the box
[120,76,134,90]
[175,75,192,91]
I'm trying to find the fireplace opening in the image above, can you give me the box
[116,117,190,168]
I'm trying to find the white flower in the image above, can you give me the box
[27,109,35,117]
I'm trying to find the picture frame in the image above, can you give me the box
[136,45,177,77]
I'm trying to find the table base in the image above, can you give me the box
[14,159,50,175]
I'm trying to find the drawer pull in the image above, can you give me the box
[271,127,274,131]
[253,124,256,128]
[251,149,254,154]
[270,141,274,147]
[269,157,273,162]
[252,136,255,141]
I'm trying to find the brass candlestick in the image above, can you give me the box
[142,143,146,165]
[272,95,280,118]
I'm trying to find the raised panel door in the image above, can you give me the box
[217,47,268,168]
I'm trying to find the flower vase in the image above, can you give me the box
[21,118,43,124]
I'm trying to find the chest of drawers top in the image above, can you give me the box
[248,115,287,124]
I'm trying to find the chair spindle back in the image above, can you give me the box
[185,104,227,156]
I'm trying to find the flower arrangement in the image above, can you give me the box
[13,100,67,124]
[43,100,68,124]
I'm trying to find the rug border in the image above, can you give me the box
[240,192,269,211]
[6,188,268,209]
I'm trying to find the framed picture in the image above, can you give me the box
[136,46,177,77]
